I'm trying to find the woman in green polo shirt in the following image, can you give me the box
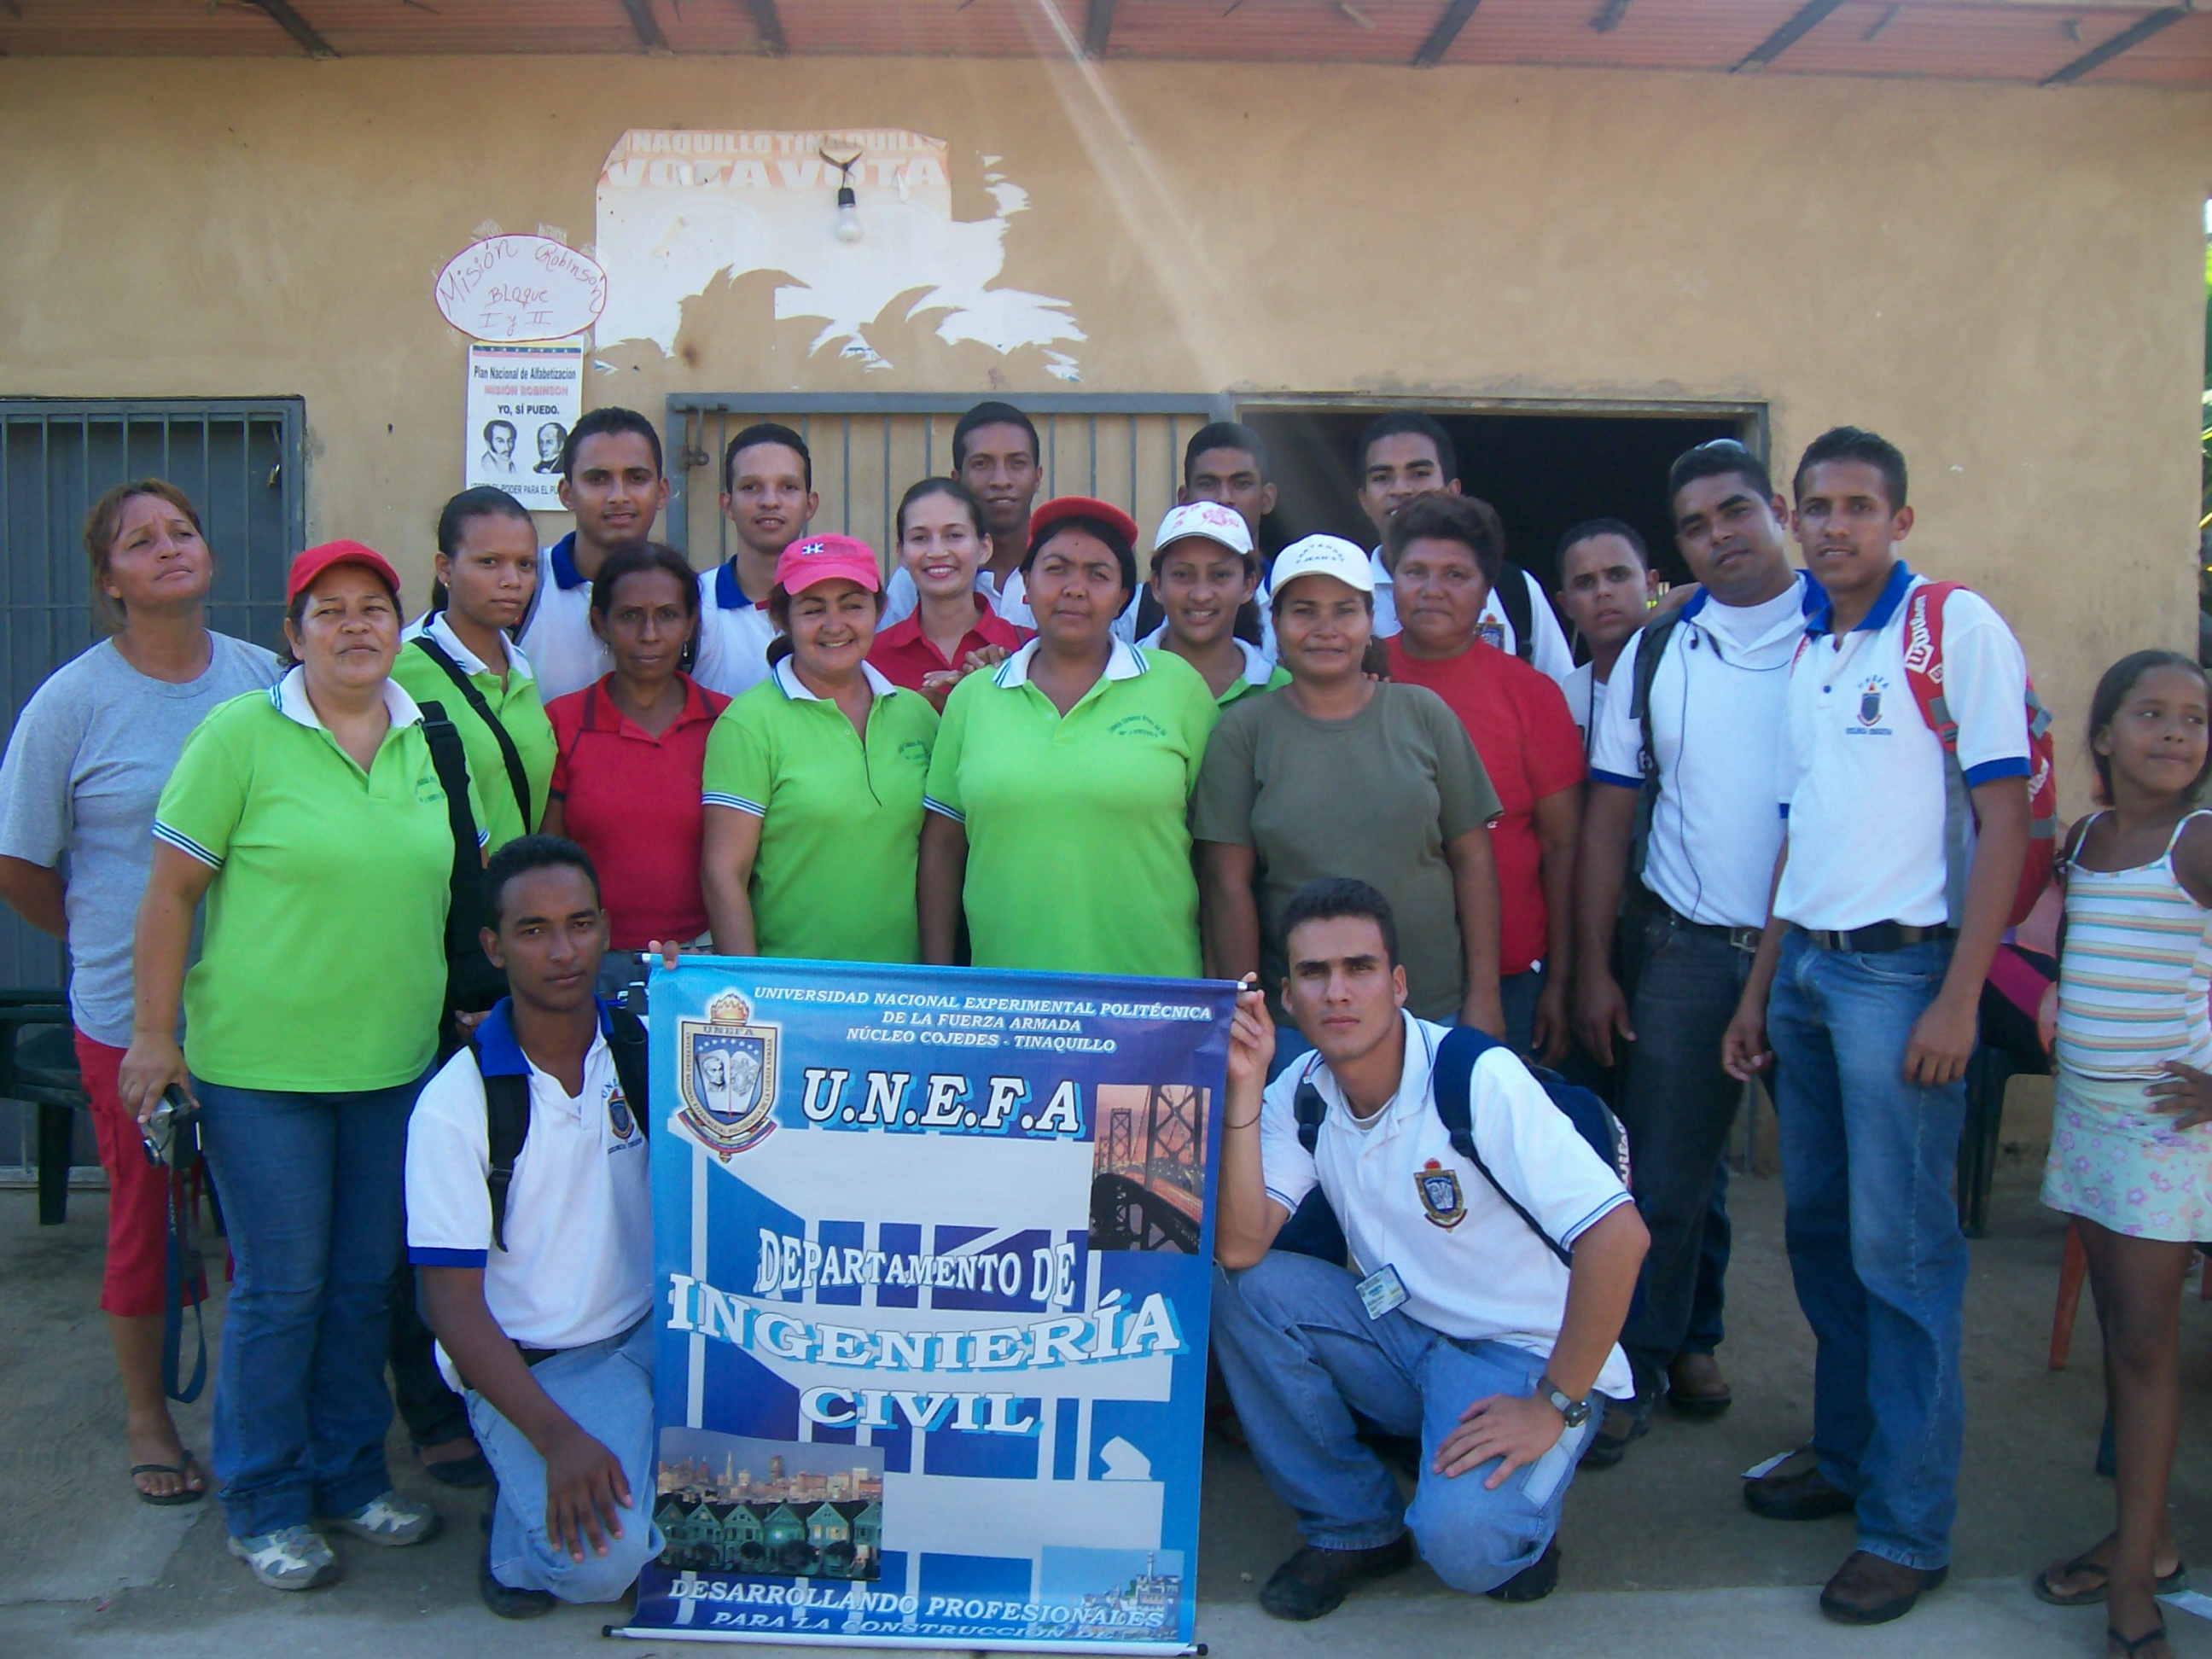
[919,498,1219,980]
[392,487,555,853]
[701,533,937,962]
[121,541,476,1591]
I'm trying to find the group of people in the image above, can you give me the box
[0,395,2203,1659]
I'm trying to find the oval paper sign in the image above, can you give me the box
[434,234,607,343]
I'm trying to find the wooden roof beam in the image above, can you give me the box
[1085,0,1117,59]
[2043,5,2187,85]
[748,0,789,56]
[1734,0,1847,71]
[616,0,668,51]
[1412,0,1481,67]
[245,0,335,58]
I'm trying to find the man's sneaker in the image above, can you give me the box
[480,1534,556,1620]
[1487,1539,1562,1603]
[227,1526,342,1592]
[1258,1535,1415,1621]
[323,1490,443,1547]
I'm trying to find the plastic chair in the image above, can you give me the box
[0,992,89,1225]
[1958,951,2054,1237]
[2051,1221,2212,1369]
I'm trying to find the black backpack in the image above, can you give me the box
[1290,1024,1630,1266]
[417,701,507,1018]
[1622,604,1689,883]
[476,1004,653,1251]
[1493,563,1538,664]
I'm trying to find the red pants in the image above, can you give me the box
[73,1031,195,1319]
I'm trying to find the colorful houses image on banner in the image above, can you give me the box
[617,958,1232,1652]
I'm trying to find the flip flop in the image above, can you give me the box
[131,1453,207,1507]
[2034,1551,2188,1607]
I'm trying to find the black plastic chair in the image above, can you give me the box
[0,992,89,1225]
[1957,953,2054,1238]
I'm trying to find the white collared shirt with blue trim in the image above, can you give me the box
[1256,1011,1633,1399]
[690,559,778,701]
[516,533,614,701]
[404,998,651,1390]
[1775,560,2030,932]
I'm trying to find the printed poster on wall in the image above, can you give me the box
[615,959,1231,1654]
[463,339,584,509]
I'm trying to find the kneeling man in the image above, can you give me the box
[406,835,660,1617]
[1214,877,1647,1621]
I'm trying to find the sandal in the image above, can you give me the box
[2108,1620,2169,1659]
[2034,1549,2188,1607]
[131,1452,207,1507]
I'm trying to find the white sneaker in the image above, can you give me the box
[228,1526,341,1591]
[323,1490,442,1547]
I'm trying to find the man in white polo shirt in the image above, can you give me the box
[1353,412,1575,688]
[1573,440,1813,1461]
[1213,878,1647,1622]
[519,408,672,701]
[1723,428,2030,1627]
[690,422,816,700]
[407,835,657,1618]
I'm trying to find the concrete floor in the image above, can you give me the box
[3,1150,2210,1658]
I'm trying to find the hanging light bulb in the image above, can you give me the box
[835,182,863,243]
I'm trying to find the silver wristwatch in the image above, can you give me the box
[1539,1375,1591,1429]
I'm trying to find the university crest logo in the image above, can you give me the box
[1857,678,1884,728]
[677,989,779,1158]
[1416,1159,1465,1229]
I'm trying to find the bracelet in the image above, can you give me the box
[1224,1109,1263,1131]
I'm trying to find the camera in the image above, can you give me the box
[141,1086,200,1170]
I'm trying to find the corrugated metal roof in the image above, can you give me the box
[0,0,2204,86]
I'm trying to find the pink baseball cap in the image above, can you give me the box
[773,533,882,596]
[287,540,401,607]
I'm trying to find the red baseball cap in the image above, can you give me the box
[1028,496,1139,550]
[773,533,882,596]
[287,540,402,607]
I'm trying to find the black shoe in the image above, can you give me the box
[1745,1458,1857,1521]
[1580,1400,1648,1469]
[424,1452,494,1489]
[1487,1540,1561,1603]
[479,1534,555,1620]
[1818,1550,1946,1625]
[1258,1536,1415,1621]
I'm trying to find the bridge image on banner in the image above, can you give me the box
[612,958,1233,1655]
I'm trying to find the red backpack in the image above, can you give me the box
[1897,580,2058,928]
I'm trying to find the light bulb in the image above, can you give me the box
[835,184,862,243]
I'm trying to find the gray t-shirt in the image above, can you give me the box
[1191,683,1502,1023]
[0,634,280,1045]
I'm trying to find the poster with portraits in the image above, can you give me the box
[617,958,1232,1653]
[463,339,585,509]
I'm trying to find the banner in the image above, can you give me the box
[616,958,1233,1653]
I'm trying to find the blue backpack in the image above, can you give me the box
[1290,1025,1631,1266]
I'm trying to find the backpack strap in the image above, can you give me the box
[607,1004,652,1139]
[1624,605,1687,882]
[1430,1026,1574,1266]
[469,1011,535,1254]
[1899,580,1976,927]
[1497,564,1536,663]
[410,633,534,830]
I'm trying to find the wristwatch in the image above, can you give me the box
[1538,1376,1591,1429]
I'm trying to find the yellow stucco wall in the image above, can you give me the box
[3,53,2207,806]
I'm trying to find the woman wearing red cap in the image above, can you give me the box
[701,534,939,963]
[121,540,482,1589]
[919,498,1219,979]
[541,542,730,995]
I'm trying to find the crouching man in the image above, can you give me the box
[405,835,661,1617]
[1214,877,1647,1621]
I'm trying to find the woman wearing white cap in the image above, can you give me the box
[701,533,939,963]
[1192,534,1505,1069]
[1138,501,1287,708]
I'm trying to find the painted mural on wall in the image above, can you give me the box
[593,128,1084,377]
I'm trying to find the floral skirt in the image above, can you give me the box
[2043,1067,2212,1243]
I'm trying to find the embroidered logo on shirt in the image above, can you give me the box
[608,1084,637,1143]
[1109,714,1166,740]
[1416,1159,1465,1229]
[899,739,928,763]
[1848,677,1893,736]
[1477,619,1505,651]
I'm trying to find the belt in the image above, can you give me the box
[1793,921,1952,954]
[515,1344,562,1368]
[1663,905,1763,954]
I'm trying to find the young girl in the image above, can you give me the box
[867,477,1027,706]
[2036,649,2212,1659]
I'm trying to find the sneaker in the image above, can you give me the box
[1258,1535,1415,1621]
[227,1526,342,1592]
[323,1489,443,1547]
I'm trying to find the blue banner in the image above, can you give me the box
[618,958,1233,1652]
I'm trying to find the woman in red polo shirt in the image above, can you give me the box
[542,542,729,994]
[869,478,1030,707]
[1382,492,1585,1063]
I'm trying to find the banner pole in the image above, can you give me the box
[603,1627,1204,1656]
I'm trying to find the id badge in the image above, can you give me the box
[1355,1264,1408,1321]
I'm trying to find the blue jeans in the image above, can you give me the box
[1614,912,1755,1401]
[1212,1252,1595,1593]
[469,1316,663,1602]
[1766,931,1967,1571]
[195,1073,425,1538]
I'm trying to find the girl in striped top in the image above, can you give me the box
[2036,649,2212,1656]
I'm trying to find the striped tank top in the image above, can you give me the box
[2055,810,2212,1080]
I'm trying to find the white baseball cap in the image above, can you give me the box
[1267,534,1374,597]
[1150,500,1254,564]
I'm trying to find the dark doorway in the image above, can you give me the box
[1237,405,1759,594]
